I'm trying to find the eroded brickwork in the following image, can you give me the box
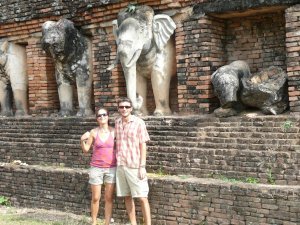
[26,38,58,115]
[226,12,286,73]
[0,164,299,224]
[286,4,300,112]
[0,1,300,114]
[176,16,225,114]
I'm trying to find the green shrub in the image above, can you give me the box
[0,196,9,206]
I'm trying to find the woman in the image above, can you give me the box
[80,108,116,225]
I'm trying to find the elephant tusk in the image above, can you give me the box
[107,51,119,71]
[125,49,142,68]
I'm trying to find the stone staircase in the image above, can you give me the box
[0,115,299,224]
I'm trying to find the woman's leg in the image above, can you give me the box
[91,184,101,225]
[104,183,115,225]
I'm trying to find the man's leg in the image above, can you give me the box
[139,197,151,225]
[116,166,136,224]
[125,196,137,225]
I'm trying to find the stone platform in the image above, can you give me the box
[0,115,299,224]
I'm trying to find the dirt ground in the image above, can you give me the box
[0,205,125,225]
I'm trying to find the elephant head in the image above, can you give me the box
[109,5,176,113]
[41,19,85,64]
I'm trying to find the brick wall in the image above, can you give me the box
[26,38,59,115]
[0,1,300,115]
[0,164,299,224]
[226,12,286,73]
[176,16,225,114]
[0,116,299,185]
[286,4,300,112]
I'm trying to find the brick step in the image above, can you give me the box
[149,134,299,143]
[1,141,298,175]
[199,127,299,133]
[2,126,296,143]
[0,141,89,168]
[148,138,299,149]
[0,163,299,225]
[0,136,80,144]
[197,142,300,151]
[147,146,300,184]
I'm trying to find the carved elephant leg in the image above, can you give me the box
[76,68,93,117]
[13,89,28,116]
[76,78,93,117]
[136,74,149,115]
[151,70,172,116]
[0,81,13,116]
[58,83,74,116]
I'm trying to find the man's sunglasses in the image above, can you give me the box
[97,113,108,118]
[118,106,131,109]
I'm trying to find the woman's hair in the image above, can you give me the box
[96,107,109,117]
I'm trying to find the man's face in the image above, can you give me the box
[118,101,132,118]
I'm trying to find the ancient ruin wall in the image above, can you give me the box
[0,0,300,114]
[0,163,299,224]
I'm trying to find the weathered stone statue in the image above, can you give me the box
[211,60,251,117]
[41,18,93,117]
[212,61,288,117]
[0,40,28,116]
[241,66,289,115]
[108,4,176,116]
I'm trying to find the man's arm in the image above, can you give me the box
[138,142,147,179]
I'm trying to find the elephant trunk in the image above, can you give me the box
[122,63,143,112]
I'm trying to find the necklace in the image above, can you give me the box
[99,128,110,133]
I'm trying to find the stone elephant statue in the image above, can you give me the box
[212,60,288,117]
[108,5,176,116]
[0,40,28,116]
[41,18,93,117]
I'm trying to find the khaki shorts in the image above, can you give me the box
[89,166,116,185]
[116,166,149,198]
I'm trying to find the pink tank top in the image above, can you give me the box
[90,130,116,168]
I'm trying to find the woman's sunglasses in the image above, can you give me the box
[97,113,108,118]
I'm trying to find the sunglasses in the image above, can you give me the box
[118,106,131,109]
[97,113,108,118]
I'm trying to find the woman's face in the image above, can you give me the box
[96,109,108,125]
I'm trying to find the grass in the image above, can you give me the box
[216,175,259,184]
[282,120,293,132]
[0,214,56,225]
[0,206,92,225]
[266,168,275,185]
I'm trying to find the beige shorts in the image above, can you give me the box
[89,166,116,185]
[116,166,149,198]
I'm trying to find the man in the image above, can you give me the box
[115,97,151,225]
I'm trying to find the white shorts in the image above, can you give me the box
[116,166,149,198]
[89,166,116,185]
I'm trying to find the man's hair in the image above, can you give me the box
[117,97,132,106]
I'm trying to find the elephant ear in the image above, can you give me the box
[107,20,119,71]
[153,14,176,51]
[41,21,56,34]
[112,19,118,40]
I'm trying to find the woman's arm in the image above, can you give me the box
[80,130,94,153]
